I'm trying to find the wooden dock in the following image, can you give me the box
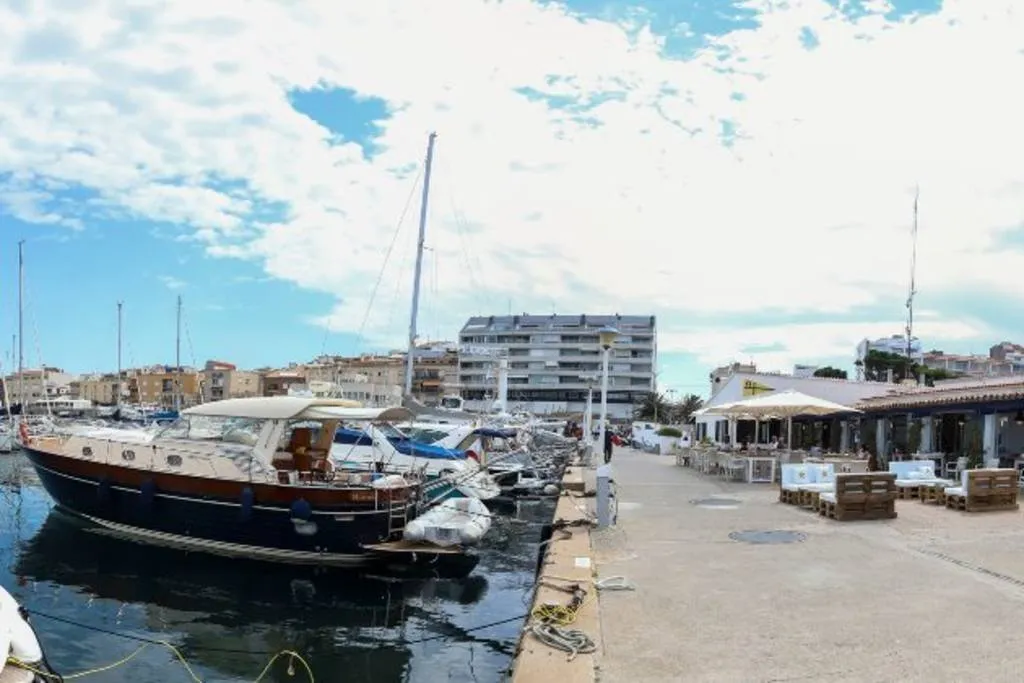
[510,469,598,683]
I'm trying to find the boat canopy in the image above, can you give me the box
[333,428,465,460]
[182,396,377,420]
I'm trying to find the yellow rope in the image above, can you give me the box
[5,642,315,682]
[530,599,582,626]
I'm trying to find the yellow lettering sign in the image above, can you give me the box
[742,380,773,397]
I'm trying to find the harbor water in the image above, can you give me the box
[0,454,551,682]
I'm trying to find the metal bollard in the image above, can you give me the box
[596,464,614,528]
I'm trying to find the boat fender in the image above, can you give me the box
[290,498,313,521]
[139,479,156,512]
[0,586,43,665]
[239,487,254,523]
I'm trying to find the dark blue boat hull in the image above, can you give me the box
[25,447,414,565]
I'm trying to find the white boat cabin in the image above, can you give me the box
[34,397,415,487]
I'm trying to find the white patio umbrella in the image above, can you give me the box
[700,390,860,447]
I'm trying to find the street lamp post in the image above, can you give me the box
[597,325,619,465]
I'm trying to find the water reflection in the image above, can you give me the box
[0,454,552,683]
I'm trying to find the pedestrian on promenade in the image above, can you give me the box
[604,427,614,464]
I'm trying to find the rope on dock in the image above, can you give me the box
[524,622,596,662]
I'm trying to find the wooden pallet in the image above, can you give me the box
[944,469,1020,513]
[779,488,800,505]
[896,486,921,501]
[816,473,897,522]
[918,486,946,505]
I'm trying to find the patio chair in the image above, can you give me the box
[944,468,1019,512]
[817,472,898,521]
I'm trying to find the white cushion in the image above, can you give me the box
[781,483,801,491]
[819,491,837,504]
[944,486,965,497]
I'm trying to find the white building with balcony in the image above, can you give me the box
[457,314,657,420]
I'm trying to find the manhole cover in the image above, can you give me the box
[691,497,742,509]
[729,530,806,545]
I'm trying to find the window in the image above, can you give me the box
[157,416,267,445]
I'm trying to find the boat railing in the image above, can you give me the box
[44,433,426,493]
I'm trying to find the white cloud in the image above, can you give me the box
[661,317,989,373]
[1,0,1023,361]
[158,275,186,290]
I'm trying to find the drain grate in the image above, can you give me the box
[729,530,806,545]
[691,497,742,509]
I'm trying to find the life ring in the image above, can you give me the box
[465,449,480,463]
[17,421,29,445]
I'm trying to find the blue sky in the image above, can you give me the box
[1,0,1022,398]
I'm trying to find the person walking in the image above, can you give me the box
[604,427,614,464]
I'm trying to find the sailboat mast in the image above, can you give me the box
[17,240,24,414]
[905,186,919,381]
[175,295,182,412]
[404,132,438,397]
[116,301,123,407]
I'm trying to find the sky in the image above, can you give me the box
[0,0,1021,398]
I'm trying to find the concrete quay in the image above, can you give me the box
[512,464,600,683]
[592,449,1024,683]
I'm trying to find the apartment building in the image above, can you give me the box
[2,367,77,408]
[202,360,260,402]
[260,369,308,397]
[295,376,402,407]
[308,343,459,405]
[457,314,657,419]
[922,350,1024,378]
[72,373,124,405]
[134,365,201,407]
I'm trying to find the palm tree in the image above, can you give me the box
[671,393,704,423]
[633,391,670,421]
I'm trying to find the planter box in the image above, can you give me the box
[658,436,679,455]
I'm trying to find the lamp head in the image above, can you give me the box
[598,325,619,350]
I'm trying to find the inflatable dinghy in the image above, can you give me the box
[404,497,492,547]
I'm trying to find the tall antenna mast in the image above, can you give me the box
[905,186,919,382]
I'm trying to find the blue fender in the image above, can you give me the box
[289,498,312,521]
[239,486,255,522]
[96,476,112,505]
[139,479,156,513]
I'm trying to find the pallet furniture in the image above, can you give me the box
[888,460,937,500]
[779,464,811,504]
[918,481,950,505]
[817,472,897,521]
[944,469,1020,513]
[779,464,835,505]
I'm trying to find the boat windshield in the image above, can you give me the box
[156,416,266,445]
[403,427,451,444]
[373,423,407,440]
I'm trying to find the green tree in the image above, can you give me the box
[863,349,962,386]
[671,393,705,423]
[813,366,848,379]
[633,391,671,421]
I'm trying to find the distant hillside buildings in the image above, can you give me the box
[0,342,460,411]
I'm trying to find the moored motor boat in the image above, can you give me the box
[403,496,492,547]
[19,397,425,567]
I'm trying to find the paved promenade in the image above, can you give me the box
[592,449,1024,683]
